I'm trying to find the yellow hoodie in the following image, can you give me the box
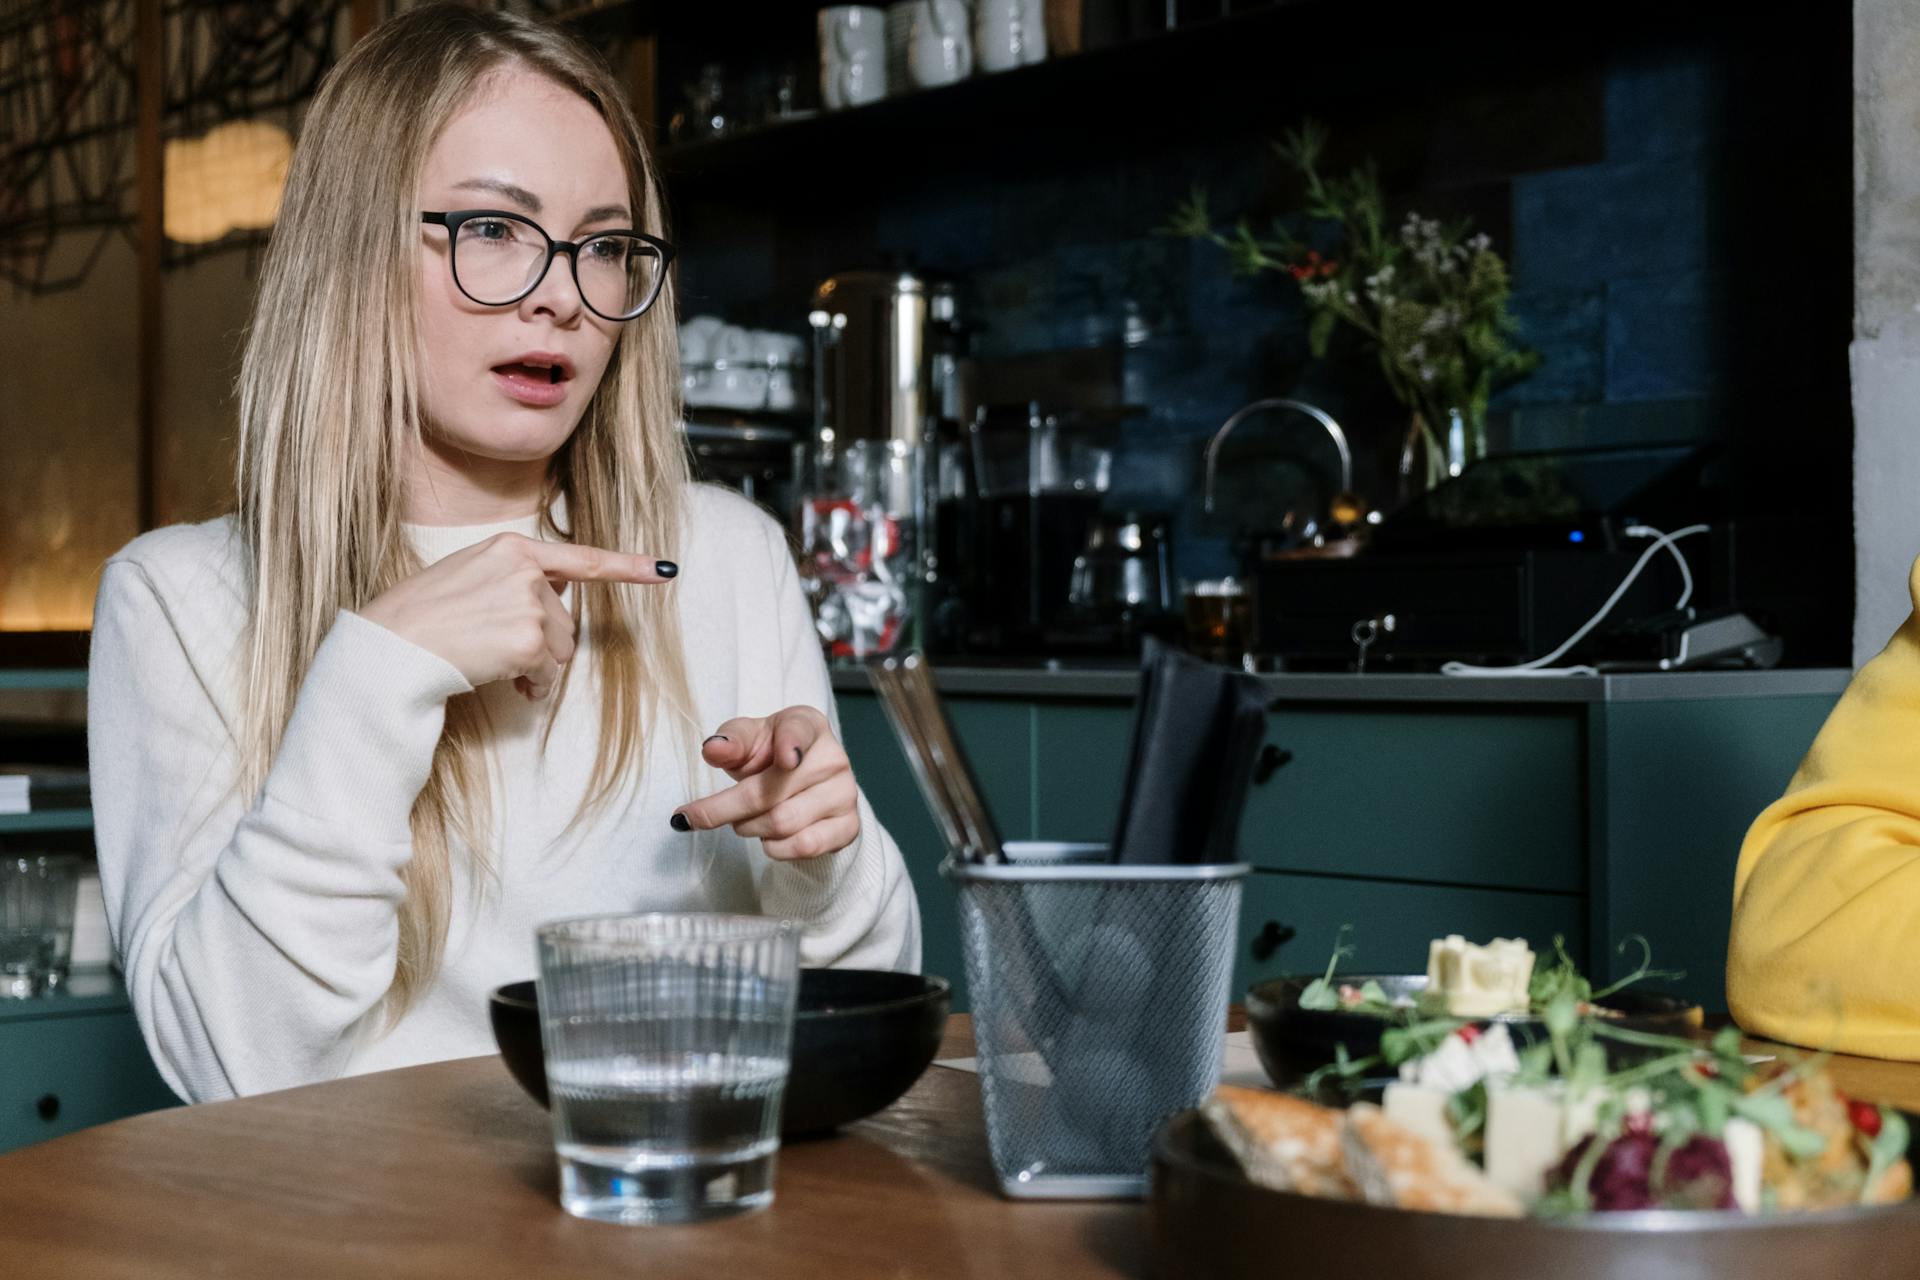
[1729,558,1920,1059]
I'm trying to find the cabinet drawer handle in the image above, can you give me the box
[1253,745,1294,785]
[1250,921,1296,962]
[36,1093,59,1122]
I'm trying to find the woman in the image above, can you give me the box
[1728,559,1920,1059]
[87,4,919,1104]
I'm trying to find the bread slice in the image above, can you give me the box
[1341,1102,1524,1218]
[1200,1085,1356,1198]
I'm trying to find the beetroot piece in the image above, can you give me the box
[1548,1131,1736,1211]
[1661,1135,1737,1210]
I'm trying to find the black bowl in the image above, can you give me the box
[488,968,952,1137]
[1245,973,1704,1093]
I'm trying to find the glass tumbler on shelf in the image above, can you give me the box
[536,912,801,1226]
[798,438,917,658]
[0,854,82,998]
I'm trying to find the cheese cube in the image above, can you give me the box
[1723,1117,1763,1213]
[1426,935,1536,1018]
[1383,1082,1456,1151]
[1485,1083,1571,1200]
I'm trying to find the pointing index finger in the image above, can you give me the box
[523,541,677,585]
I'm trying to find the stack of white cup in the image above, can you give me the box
[681,316,807,413]
[821,0,1049,108]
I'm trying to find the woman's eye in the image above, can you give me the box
[585,238,628,263]
[465,219,515,242]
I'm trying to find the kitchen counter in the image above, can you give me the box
[829,662,1853,704]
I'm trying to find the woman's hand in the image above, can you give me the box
[672,707,860,861]
[357,532,676,700]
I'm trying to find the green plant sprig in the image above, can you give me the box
[1164,119,1543,474]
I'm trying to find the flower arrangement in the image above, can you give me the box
[1166,122,1542,485]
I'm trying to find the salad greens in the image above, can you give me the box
[1296,926,1392,1014]
[1287,928,1908,1213]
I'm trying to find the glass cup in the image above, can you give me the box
[1183,578,1252,667]
[535,913,801,1225]
[0,854,82,998]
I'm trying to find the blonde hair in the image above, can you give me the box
[233,3,693,1021]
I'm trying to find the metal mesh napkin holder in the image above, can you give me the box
[945,841,1248,1199]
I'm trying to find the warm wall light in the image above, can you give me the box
[163,120,293,245]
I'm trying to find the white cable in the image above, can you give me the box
[1627,522,1695,611]
[1438,524,1709,677]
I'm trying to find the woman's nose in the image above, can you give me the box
[519,247,586,323]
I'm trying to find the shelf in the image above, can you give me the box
[648,0,1738,200]
[0,810,93,834]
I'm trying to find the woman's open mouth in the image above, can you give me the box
[491,359,571,407]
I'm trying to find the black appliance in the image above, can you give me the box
[1251,444,1735,669]
[928,403,1173,656]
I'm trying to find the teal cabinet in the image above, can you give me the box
[837,696,1035,1010]
[1241,706,1584,891]
[0,971,178,1153]
[837,675,1843,1014]
[1584,695,1838,997]
[1031,703,1133,841]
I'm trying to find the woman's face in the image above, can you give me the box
[415,67,631,468]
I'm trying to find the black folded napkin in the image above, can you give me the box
[1108,638,1270,865]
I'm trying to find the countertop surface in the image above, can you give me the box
[828,663,1854,704]
[3,664,1855,704]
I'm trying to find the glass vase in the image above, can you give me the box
[1398,405,1486,502]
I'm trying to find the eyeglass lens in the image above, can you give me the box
[451,214,662,318]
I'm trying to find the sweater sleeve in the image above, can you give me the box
[747,521,922,973]
[1727,556,1920,1059]
[88,559,473,1101]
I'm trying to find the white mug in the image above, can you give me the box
[679,314,725,366]
[1020,0,1047,64]
[903,0,972,90]
[974,0,1045,73]
[819,6,888,110]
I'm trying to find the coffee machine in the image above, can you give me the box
[928,401,1173,656]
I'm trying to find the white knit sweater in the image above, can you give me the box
[87,484,920,1103]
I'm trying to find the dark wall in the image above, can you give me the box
[669,5,1852,662]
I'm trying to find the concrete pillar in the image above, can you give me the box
[1853,0,1920,663]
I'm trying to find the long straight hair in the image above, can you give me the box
[232,4,694,1021]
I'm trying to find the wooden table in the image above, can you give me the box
[7,1016,1920,1279]
[0,1016,1145,1279]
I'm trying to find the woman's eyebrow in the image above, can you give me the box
[580,203,632,224]
[451,177,541,211]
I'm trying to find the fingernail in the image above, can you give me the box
[655,559,679,579]
[670,812,692,832]
[703,734,730,746]
[792,746,804,766]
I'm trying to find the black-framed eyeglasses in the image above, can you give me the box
[421,210,675,322]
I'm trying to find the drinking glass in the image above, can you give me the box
[0,855,82,998]
[536,913,801,1225]
[1183,578,1252,666]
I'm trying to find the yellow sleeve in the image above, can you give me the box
[1728,557,1920,1059]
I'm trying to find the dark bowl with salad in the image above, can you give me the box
[1247,971,1704,1095]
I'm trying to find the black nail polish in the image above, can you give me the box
[703,734,730,746]
[670,812,691,832]
[655,559,679,579]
